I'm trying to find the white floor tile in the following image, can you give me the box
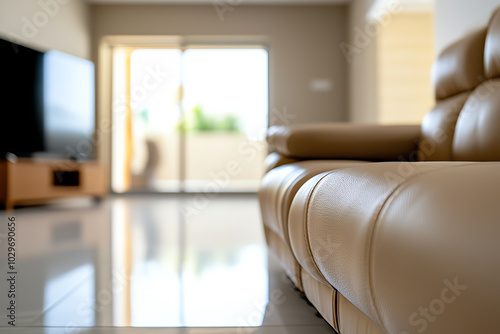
[0,195,334,333]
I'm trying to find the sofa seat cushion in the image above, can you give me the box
[370,162,500,334]
[259,160,369,247]
[288,162,500,333]
[263,152,298,173]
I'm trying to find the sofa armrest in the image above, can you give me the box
[267,123,421,161]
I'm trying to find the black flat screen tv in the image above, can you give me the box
[0,37,95,160]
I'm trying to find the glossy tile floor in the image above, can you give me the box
[0,195,335,334]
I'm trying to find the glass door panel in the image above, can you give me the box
[182,49,269,192]
[112,46,268,193]
[129,49,182,192]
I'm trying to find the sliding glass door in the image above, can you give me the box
[111,46,268,193]
[182,49,268,192]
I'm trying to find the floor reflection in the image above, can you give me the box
[0,195,268,328]
[120,196,268,327]
[0,195,333,333]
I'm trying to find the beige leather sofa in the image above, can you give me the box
[259,8,500,334]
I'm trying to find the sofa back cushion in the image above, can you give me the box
[419,28,487,161]
[420,7,500,161]
[452,9,500,161]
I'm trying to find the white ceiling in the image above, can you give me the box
[87,0,349,4]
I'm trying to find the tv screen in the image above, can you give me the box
[0,38,45,156]
[43,50,95,160]
[0,38,95,160]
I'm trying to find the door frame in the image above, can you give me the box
[99,35,271,194]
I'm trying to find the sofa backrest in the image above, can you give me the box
[419,8,500,161]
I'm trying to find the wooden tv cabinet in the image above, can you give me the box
[0,158,107,210]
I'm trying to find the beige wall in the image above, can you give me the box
[435,0,500,54]
[346,0,379,123]
[377,13,434,124]
[346,0,436,124]
[0,0,91,59]
[346,0,500,124]
[90,5,349,126]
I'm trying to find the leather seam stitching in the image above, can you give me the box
[334,290,340,333]
[282,169,311,246]
[303,171,335,286]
